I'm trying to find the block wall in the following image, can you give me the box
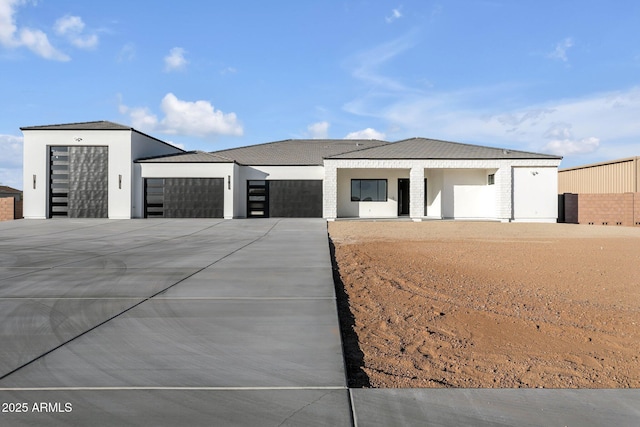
[0,198,23,220]
[578,193,640,226]
[0,198,14,221]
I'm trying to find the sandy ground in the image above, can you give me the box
[328,221,640,388]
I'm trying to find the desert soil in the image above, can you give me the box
[328,221,640,388]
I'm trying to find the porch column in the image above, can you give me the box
[409,166,425,221]
[323,162,338,219]
[495,164,512,222]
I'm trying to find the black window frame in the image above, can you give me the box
[488,174,495,185]
[350,179,388,202]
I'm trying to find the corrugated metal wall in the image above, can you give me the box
[558,157,638,194]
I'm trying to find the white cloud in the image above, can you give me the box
[117,42,135,62]
[345,128,386,140]
[17,27,69,60]
[345,73,640,163]
[160,93,243,136]
[163,140,185,150]
[343,32,640,164]
[0,0,19,46]
[164,47,188,72]
[385,8,402,23]
[119,93,243,138]
[349,31,419,92]
[543,136,599,156]
[542,122,600,155]
[0,0,69,60]
[220,66,237,75]
[54,15,98,49]
[548,37,574,62]
[118,104,159,132]
[0,133,23,190]
[307,121,329,139]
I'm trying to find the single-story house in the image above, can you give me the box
[21,121,562,222]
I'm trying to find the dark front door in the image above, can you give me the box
[247,180,269,218]
[398,178,410,216]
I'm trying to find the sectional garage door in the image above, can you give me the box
[247,180,322,218]
[145,178,224,218]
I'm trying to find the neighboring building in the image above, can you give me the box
[22,121,562,222]
[0,185,23,221]
[0,185,22,201]
[559,157,640,194]
[558,157,640,226]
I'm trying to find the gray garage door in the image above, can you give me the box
[268,180,323,218]
[145,178,224,218]
[49,146,108,218]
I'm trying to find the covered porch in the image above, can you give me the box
[325,160,507,221]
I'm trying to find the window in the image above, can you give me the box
[488,174,495,185]
[351,179,387,202]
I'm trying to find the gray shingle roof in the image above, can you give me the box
[21,120,185,153]
[0,185,21,194]
[20,121,132,131]
[327,137,562,160]
[211,139,389,166]
[136,151,234,163]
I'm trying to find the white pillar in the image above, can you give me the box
[409,166,424,221]
[323,162,338,219]
[495,164,512,222]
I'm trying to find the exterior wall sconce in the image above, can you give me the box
[228,175,231,190]
[119,174,122,189]
[33,174,36,189]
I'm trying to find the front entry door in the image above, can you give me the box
[398,178,410,216]
[247,180,269,218]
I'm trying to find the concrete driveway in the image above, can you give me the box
[1,218,639,426]
[0,218,349,426]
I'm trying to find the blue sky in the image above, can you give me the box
[2,0,640,190]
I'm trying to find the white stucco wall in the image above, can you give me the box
[130,132,183,218]
[139,162,237,219]
[424,169,443,218]
[240,165,325,181]
[442,169,496,219]
[512,166,558,222]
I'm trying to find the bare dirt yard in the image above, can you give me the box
[328,221,640,388]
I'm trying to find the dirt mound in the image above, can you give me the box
[329,221,640,388]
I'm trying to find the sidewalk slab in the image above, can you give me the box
[351,388,640,427]
[0,389,351,427]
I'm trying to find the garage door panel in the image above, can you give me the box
[269,180,322,218]
[50,146,108,218]
[145,178,224,218]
